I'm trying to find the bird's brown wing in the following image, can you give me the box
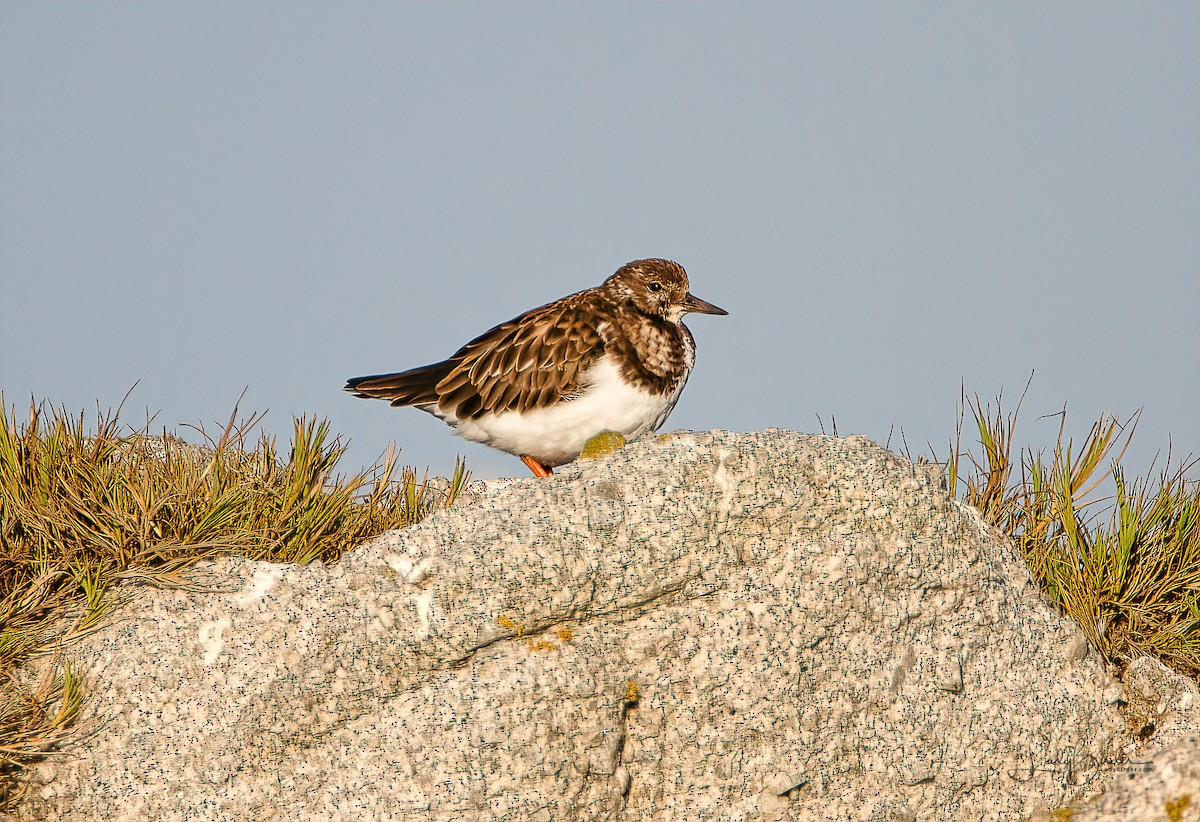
[345,361,455,407]
[345,293,607,419]
[432,295,606,419]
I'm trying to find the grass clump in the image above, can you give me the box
[945,389,1200,682]
[0,397,468,810]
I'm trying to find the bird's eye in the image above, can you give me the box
[648,282,663,293]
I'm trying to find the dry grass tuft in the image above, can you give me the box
[945,388,1200,681]
[0,397,468,810]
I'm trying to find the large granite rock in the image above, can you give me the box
[16,430,1196,820]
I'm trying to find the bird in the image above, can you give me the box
[344,258,727,477]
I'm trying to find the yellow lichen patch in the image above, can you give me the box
[556,626,574,642]
[495,615,523,637]
[579,430,626,460]
[656,433,674,443]
[526,638,557,653]
[1050,809,1073,821]
[1166,795,1192,822]
[623,680,639,705]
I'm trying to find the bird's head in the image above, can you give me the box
[604,258,727,323]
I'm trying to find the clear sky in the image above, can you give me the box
[1,3,1196,483]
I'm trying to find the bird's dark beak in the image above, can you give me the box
[683,292,728,316]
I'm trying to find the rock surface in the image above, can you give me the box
[1063,733,1199,821]
[1029,657,1200,822]
[16,430,1195,820]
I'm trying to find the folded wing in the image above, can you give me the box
[344,295,607,420]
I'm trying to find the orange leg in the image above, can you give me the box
[521,455,554,477]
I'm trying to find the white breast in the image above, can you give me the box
[442,355,688,467]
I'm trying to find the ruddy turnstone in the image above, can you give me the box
[345,258,727,477]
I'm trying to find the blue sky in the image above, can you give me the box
[1,3,1196,481]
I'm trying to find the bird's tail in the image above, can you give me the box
[344,362,454,408]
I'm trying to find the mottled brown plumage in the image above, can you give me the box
[345,259,727,475]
